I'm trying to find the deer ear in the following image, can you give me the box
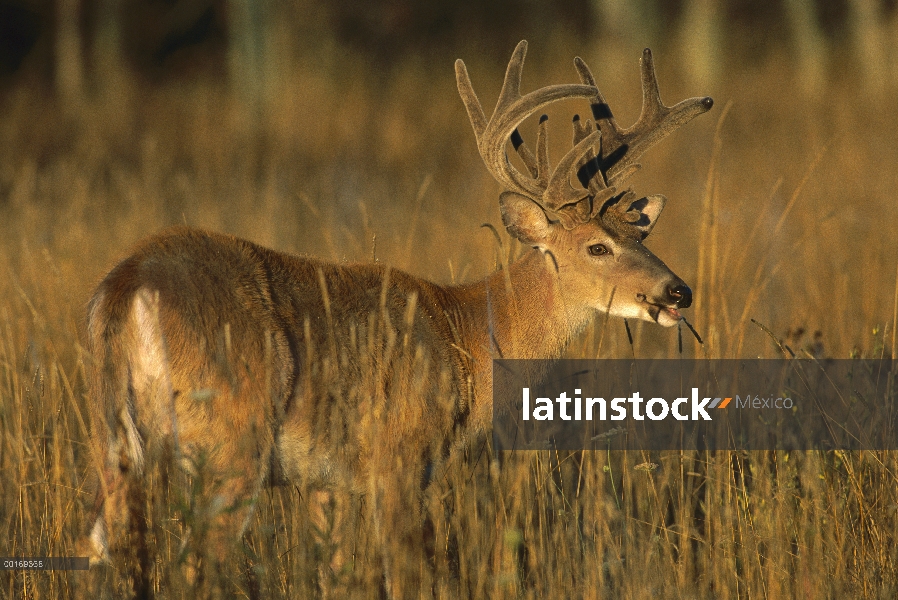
[624,194,666,238]
[499,192,552,245]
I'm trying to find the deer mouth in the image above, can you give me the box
[646,303,683,327]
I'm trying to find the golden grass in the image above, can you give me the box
[2,32,898,598]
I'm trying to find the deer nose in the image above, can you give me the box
[668,284,692,308]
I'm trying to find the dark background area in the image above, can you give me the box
[0,0,893,87]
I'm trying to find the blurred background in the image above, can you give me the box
[1,0,897,358]
[2,6,898,596]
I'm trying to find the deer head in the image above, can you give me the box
[456,41,713,327]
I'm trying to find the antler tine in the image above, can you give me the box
[456,41,599,201]
[455,58,488,138]
[510,129,539,178]
[574,50,713,187]
[545,129,603,208]
[508,113,553,184]
[573,55,624,169]
[572,115,602,191]
[535,115,550,188]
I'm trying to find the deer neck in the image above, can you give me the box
[455,248,594,362]
[448,249,594,430]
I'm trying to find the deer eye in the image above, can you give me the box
[588,244,610,256]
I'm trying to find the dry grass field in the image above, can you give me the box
[2,6,898,598]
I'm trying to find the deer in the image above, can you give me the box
[78,41,712,596]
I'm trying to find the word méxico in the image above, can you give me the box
[521,388,729,421]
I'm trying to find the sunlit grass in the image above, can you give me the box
[2,30,898,598]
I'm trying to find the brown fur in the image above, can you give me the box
[80,208,686,570]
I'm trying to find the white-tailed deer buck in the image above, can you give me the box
[80,41,712,594]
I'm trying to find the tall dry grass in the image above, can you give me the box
[2,26,898,598]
